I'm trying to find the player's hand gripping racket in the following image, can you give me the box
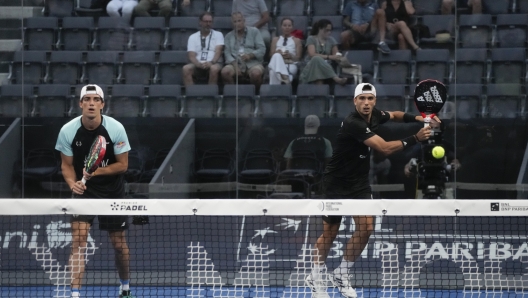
[82,135,107,184]
[413,79,447,128]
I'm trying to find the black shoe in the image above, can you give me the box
[377,41,391,54]
[119,290,134,298]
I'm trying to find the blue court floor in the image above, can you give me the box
[0,286,525,297]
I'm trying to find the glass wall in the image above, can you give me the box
[1,0,526,200]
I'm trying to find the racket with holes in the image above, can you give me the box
[81,135,106,184]
[413,79,447,127]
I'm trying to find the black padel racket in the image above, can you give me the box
[413,79,447,127]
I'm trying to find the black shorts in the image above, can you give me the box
[71,215,129,231]
[322,176,373,224]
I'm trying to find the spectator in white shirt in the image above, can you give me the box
[183,12,225,86]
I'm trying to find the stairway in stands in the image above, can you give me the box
[0,0,44,84]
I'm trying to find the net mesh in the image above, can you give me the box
[1,199,527,297]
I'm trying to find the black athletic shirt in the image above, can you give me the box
[323,108,391,196]
[55,115,131,198]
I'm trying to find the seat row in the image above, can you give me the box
[1,83,526,119]
[7,47,528,86]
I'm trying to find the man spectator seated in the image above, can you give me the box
[183,12,225,86]
[221,12,266,92]
[232,0,271,48]
[340,0,391,54]
[442,0,482,14]
[283,115,333,171]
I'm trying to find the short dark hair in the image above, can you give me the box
[199,12,213,21]
[310,19,332,36]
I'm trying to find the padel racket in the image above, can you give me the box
[413,79,447,127]
[82,135,106,184]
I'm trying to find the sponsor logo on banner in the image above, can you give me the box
[111,201,149,211]
[490,202,528,212]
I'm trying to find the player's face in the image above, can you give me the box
[354,93,376,116]
[80,94,104,119]
[200,15,213,31]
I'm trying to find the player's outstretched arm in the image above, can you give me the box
[364,126,432,156]
[388,111,441,123]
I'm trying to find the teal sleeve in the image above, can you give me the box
[283,141,293,158]
[324,138,333,158]
[55,128,73,156]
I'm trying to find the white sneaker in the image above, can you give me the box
[305,273,330,298]
[331,273,357,298]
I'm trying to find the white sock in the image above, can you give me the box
[71,290,80,298]
[120,279,130,291]
[311,262,325,280]
[334,260,354,275]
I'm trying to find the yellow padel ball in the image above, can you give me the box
[432,146,445,159]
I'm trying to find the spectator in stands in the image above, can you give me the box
[221,12,266,91]
[268,17,302,85]
[183,12,225,86]
[107,0,138,24]
[442,0,482,14]
[134,0,187,18]
[299,19,348,85]
[283,115,333,170]
[232,0,271,48]
[382,0,421,51]
[341,0,391,53]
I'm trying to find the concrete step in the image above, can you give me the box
[0,0,44,6]
[0,6,43,18]
[0,19,23,40]
[0,40,22,52]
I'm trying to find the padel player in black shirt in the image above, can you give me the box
[305,83,434,298]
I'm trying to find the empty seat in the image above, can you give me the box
[520,0,528,13]
[420,14,455,44]
[10,51,47,85]
[0,84,34,117]
[74,0,106,17]
[35,84,72,117]
[374,84,406,112]
[107,84,145,117]
[413,49,451,84]
[48,51,83,85]
[454,48,488,84]
[181,85,219,117]
[44,0,74,17]
[489,48,526,84]
[331,84,355,119]
[125,148,145,182]
[96,17,131,51]
[60,16,94,50]
[294,84,330,118]
[146,84,181,117]
[458,14,493,48]
[212,16,233,37]
[239,149,277,184]
[220,84,255,117]
[342,50,374,83]
[179,0,208,16]
[119,51,155,84]
[73,84,108,116]
[277,149,322,192]
[211,0,234,16]
[486,84,524,118]
[482,0,511,14]
[311,15,342,42]
[167,17,198,50]
[412,0,443,15]
[83,51,119,85]
[257,84,292,117]
[448,84,483,120]
[276,0,306,16]
[193,148,234,183]
[24,17,58,51]
[495,14,528,48]
[310,0,340,16]
[375,50,412,84]
[156,51,188,85]
[132,17,165,51]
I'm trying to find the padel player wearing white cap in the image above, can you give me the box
[55,84,134,298]
[305,83,433,298]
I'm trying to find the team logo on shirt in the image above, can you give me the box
[116,141,126,149]
[366,127,371,133]
[76,141,82,146]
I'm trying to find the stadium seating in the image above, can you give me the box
[107,84,146,117]
[48,51,83,85]
[412,49,451,84]
[9,51,47,85]
[181,85,219,118]
[488,48,526,84]
[458,14,493,48]
[0,84,34,117]
[155,51,187,85]
[494,14,528,48]
[83,51,119,85]
[448,84,484,120]
[24,17,58,51]
[375,50,412,84]
[118,51,156,85]
[35,84,72,117]
[486,83,524,118]
[454,48,488,84]
[257,84,292,118]
[131,17,166,51]
[294,84,330,118]
[96,17,131,51]
[60,17,94,50]
[374,84,407,112]
[146,85,181,117]
[220,84,256,118]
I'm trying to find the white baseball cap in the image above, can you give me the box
[80,84,104,101]
[304,115,320,135]
[354,83,376,98]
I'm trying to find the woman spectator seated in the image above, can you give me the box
[299,19,347,85]
[268,18,303,85]
[381,0,421,51]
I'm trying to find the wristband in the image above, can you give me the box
[401,134,418,149]
[403,113,418,123]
